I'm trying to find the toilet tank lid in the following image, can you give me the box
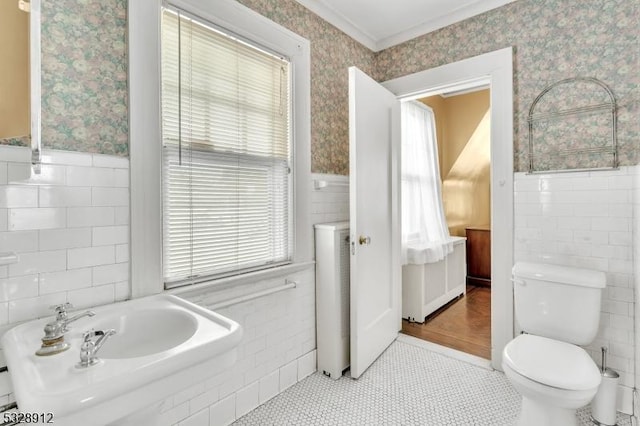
[512,262,606,289]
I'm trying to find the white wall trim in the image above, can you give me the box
[128,0,311,298]
[383,47,514,370]
[29,0,41,168]
[129,0,163,298]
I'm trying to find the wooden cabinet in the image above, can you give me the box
[466,227,491,287]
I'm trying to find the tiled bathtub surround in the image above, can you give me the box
[0,145,130,327]
[514,167,636,398]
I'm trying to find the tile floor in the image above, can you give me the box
[234,338,632,425]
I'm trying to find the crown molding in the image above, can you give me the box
[376,0,518,51]
[294,0,378,51]
[296,0,518,52]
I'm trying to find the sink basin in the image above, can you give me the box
[2,294,242,425]
[94,308,197,359]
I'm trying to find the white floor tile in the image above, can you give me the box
[233,340,632,426]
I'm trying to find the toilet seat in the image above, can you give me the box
[503,334,600,391]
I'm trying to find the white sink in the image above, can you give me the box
[94,308,197,359]
[2,294,242,425]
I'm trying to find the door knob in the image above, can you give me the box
[358,236,371,245]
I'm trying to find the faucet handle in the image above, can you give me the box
[82,328,105,342]
[79,330,99,368]
[51,302,73,320]
[77,328,116,368]
[82,329,97,342]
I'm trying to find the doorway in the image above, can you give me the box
[382,47,513,370]
[401,86,492,359]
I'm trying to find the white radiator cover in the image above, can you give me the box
[314,221,350,379]
[402,237,467,323]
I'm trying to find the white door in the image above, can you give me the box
[349,66,401,379]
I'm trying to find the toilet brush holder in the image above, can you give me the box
[591,347,619,426]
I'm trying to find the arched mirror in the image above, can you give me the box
[0,0,40,172]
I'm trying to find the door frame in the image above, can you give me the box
[382,47,514,370]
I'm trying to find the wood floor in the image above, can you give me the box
[401,286,491,359]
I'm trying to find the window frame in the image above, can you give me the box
[160,9,294,287]
[129,0,311,298]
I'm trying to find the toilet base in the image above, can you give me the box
[517,396,577,426]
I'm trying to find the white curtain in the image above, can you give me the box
[401,101,452,265]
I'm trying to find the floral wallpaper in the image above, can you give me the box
[3,0,637,175]
[375,0,640,172]
[40,0,128,155]
[0,0,128,156]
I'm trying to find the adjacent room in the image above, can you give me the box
[401,87,492,360]
[0,0,637,425]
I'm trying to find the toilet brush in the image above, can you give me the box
[591,347,619,426]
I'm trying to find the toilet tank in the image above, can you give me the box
[512,262,606,345]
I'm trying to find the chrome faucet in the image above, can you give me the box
[76,329,117,368]
[52,303,96,333]
[35,303,96,356]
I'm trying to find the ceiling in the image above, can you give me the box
[294,0,518,52]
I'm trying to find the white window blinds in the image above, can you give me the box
[161,9,293,287]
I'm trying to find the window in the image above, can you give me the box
[401,101,451,264]
[161,8,293,287]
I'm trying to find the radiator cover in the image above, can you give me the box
[314,221,350,379]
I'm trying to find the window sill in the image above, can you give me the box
[167,260,315,300]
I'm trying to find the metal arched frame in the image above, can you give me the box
[527,77,617,173]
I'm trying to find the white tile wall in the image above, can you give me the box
[259,370,280,403]
[157,189,325,425]
[0,144,321,423]
[0,145,131,331]
[0,153,637,422]
[310,173,349,226]
[159,267,317,425]
[9,208,66,230]
[514,167,636,391]
[235,382,260,419]
[0,145,319,423]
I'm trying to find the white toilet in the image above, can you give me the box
[503,261,606,426]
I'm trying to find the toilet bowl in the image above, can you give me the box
[504,262,606,425]
[503,334,601,426]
